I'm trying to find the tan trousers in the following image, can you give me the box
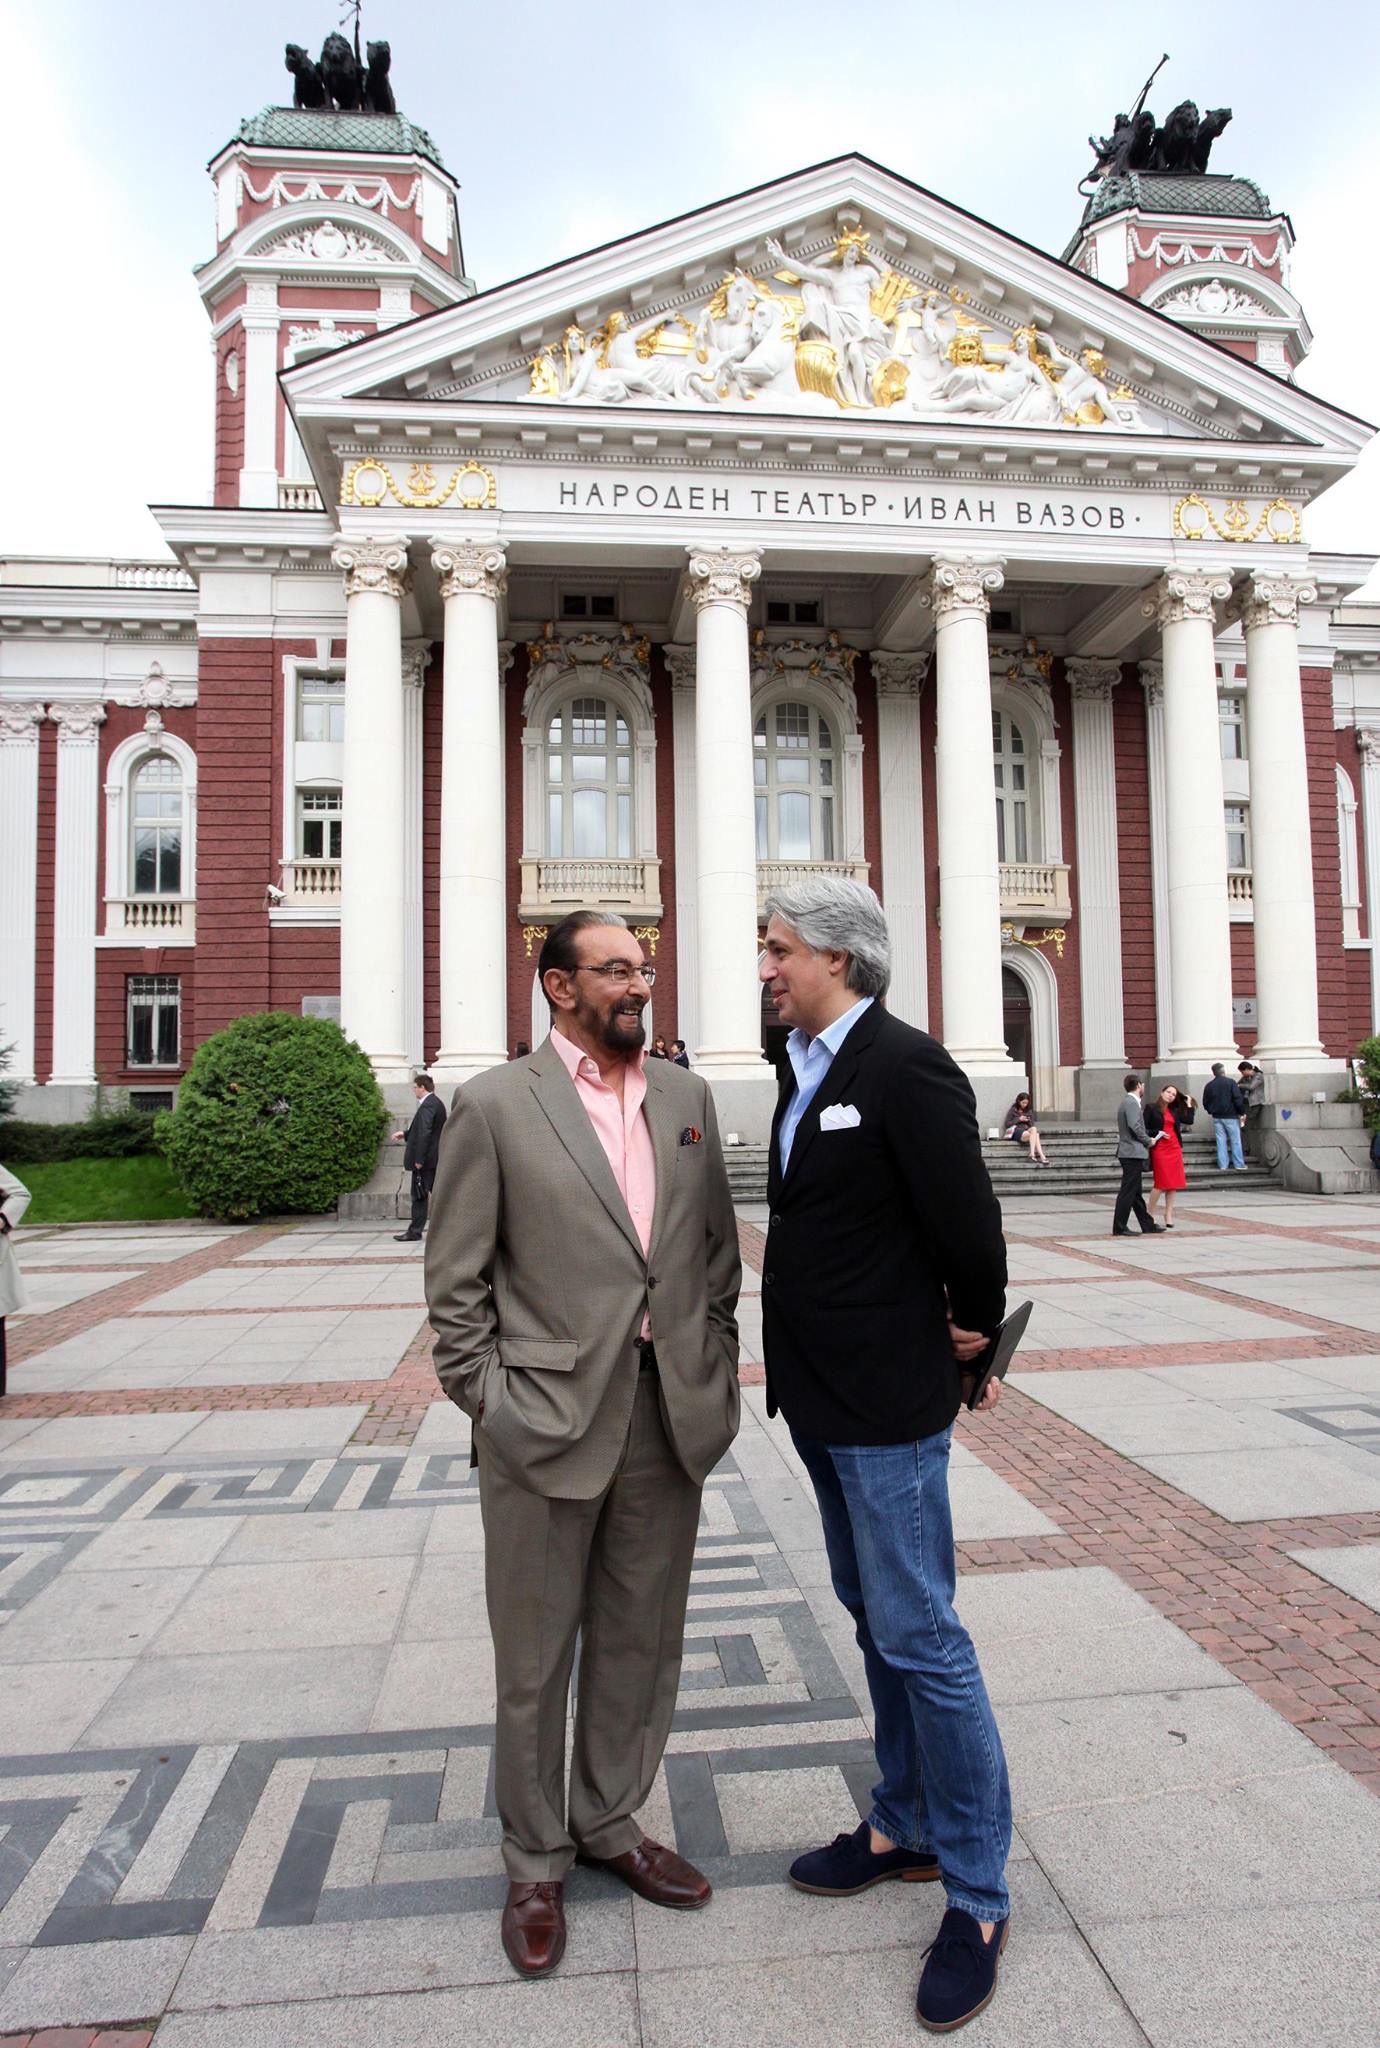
[478,1368,703,1881]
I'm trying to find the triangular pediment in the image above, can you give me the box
[284,154,1369,461]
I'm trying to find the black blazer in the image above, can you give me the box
[762,1003,1007,1445]
[403,1092,447,1172]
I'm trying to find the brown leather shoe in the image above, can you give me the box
[577,1836,712,1909]
[500,1879,566,1975]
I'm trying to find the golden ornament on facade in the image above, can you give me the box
[522,924,550,959]
[631,925,660,958]
[338,459,498,512]
[1172,494,1302,544]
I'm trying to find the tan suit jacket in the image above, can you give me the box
[424,1039,741,1500]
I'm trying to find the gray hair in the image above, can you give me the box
[762,876,891,999]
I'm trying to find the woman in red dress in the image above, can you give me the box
[1145,1084,1193,1227]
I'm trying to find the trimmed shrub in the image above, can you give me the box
[156,1012,387,1220]
[1354,1037,1380,1130]
[1,1110,159,1164]
[0,1038,18,1120]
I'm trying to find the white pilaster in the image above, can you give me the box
[48,702,107,1090]
[400,643,431,1070]
[0,702,45,1084]
[1067,660,1126,1068]
[1145,572,1237,1070]
[687,547,768,1078]
[1235,572,1327,1067]
[431,538,509,1083]
[238,282,280,509]
[332,536,412,1083]
[667,644,699,1053]
[872,652,929,1029]
[1141,661,1173,1060]
[1360,731,1380,1037]
[925,559,1020,1086]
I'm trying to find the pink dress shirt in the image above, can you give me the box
[549,1029,656,1336]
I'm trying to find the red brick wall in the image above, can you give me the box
[214,326,245,509]
[194,640,275,1041]
[32,720,57,1085]
[97,950,196,1088]
[1230,922,1257,1053]
[1304,667,1349,1057]
[1113,669,1158,1067]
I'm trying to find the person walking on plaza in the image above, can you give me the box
[1203,1061,1248,1170]
[1113,1074,1165,1236]
[425,910,741,1979]
[1145,1084,1194,1228]
[391,1074,447,1242]
[1002,1090,1049,1165]
[0,1162,31,1398]
[758,877,1013,2035]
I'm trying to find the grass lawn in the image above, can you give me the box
[18,1154,198,1225]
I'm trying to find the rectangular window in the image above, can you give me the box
[1225,802,1250,870]
[560,592,617,619]
[298,673,345,743]
[128,1089,175,1115]
[298,789,343,861]
[765,599,820,625]
[127,975,181,1068]
[1219,695,1245,760]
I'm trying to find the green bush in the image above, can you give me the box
[0,1038,18,1120]
[156,1011,387,1221]
[1353,1038,1380,1130]
[1,1110,159,1164]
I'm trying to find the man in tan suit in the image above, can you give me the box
[425,909,741,1977]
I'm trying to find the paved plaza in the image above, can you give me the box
[0,1191,1378,2044]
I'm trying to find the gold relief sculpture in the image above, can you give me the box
[339,459,498,511]
[1172,494,1302,544]
[529,349,561,396]
[522,924,550,959]
[634,317,696,360]
[871,357,909,408]
[631,925,660,957]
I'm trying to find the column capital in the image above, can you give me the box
[0,700,46,748]
[400,642,433,691]
[332,535,410,601]
[872,651,930,697]
[1139,658,1164,707]
[1232,571,1319,632]
[430,537,508,603]
[686,546,760,613]
[1144,570,1232,629]
[925,557,1005,622]
[1358,727,1380,766]
[664,643,696,690]
[48,701,108,745]
[1066,658,1121,702]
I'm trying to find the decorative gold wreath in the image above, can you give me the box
[1172,494,1302,544]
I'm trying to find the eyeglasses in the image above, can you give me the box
[572,960,657,988]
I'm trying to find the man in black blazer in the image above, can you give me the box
[759,878,1012,2034]
[392,1073,447,1242]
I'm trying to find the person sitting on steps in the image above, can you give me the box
[1001,1091,1049,1166]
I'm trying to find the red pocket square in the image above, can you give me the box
[679,1126,702,1145]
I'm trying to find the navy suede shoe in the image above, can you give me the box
[789,1820,939,1896]
[916,1908,1009,2032]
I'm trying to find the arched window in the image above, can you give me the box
[131,755,184,897]
[992,708,1030,864]
[545,696,632,858]
[754,700,836,861]
[1338,765,1362,944]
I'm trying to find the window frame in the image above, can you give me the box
[102,732,197,930]
[296,785,344,863]
[129,752,186,898]
[296,671,346,744]
[753,697,839,863]
[543,694,635,860]
[1224,800,1251,873]
[1219,692,1246,761]
[125,974,182,1070]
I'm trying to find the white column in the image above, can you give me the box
[400,643,431,1069]
[48,701,107,1091]
[431,538,509,1083]
[0,701,45,1085]
[332,536,412,1083]
[238,283,280,509]
[1067,660,1126,1068]
[667,643,700,1054]
[926,558,1018,1077]
[1236,572,1326,1066]
[1141,661,1173,1059]
[872,652,929,1029]
[1359,730,1380,1036]
[687,547,768,1076]
[1145,571,1236,1067]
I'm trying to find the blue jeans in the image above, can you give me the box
[791,1425,1011,1923]
[1213,1116,1245,1169]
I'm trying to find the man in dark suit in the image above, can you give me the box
[759,878,1012,2035]
[392,1073,447,1242]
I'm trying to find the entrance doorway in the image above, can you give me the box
[1002,966,1032,1105]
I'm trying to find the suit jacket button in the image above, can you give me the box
[647,1275,658,1289]
[769,1213,782,1227]
[763,1272,774,1286]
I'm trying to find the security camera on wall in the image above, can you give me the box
[265,883,285,904]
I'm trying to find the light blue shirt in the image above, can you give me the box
[777,997,874,1174]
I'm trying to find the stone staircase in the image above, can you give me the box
[721,1124,1281,1204]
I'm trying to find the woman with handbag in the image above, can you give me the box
[1144,1085,1193,1228]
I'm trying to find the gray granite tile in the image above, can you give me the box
[149,1555,416,1656]
[157,1971,641,2044]
[0,1657,136,1754]
[0,1933,193,2031]
[1287,1541,1380,1614]
[72,1517,244,1571]
[0,1565,204,1663]
[219,1508,434,1565]
[78,1645,391,1747]
[173,1407,369,1457]
[1136,1445,1380,1520]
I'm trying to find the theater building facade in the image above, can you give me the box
[3,103,1380,1133]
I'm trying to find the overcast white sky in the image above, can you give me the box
[3,0,1378,586]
